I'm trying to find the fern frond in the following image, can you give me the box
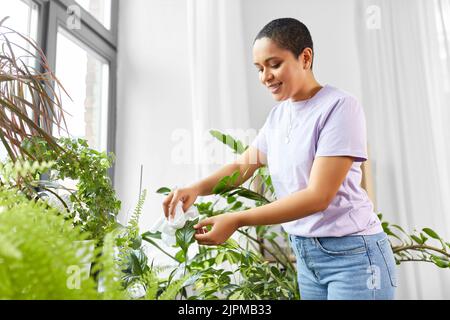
[128,189,147,239]
[0,159,54,186]
[93,231,128,300]
[158,274,190,300]
[0,187,99,300]
[143,269,159,300]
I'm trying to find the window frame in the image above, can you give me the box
[31,0,118,183]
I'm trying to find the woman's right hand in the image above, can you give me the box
[162,186,200,220]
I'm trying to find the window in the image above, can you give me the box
[46,0,117,158]
[0,0,39,42]
[0,0,118,179]
[55,27,110,152]
[75,0,112,29]
[0,0,39,69]
[0,0,39,161]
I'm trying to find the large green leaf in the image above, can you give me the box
[411,235,424,245]
[129,249,148,276]
[430,256,449,268]
[141,231,162,240]
[209,130,247,154]
[156,187,171,195]
[175,219,198,253]
[422,228,440,240]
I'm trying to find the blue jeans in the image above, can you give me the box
[288,232,397,300]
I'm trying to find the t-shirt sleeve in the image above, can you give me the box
[251,117,269,155]
[315,96,368,162]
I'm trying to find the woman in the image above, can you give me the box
[162,18,397,300]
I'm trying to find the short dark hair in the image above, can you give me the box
[254,18,314,69]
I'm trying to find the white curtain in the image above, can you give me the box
[186,0,251,183]
[355,0,450,299]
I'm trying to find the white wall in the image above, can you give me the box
[116,0,197,234]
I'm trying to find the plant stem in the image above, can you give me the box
[237,229,294,272]
[392,244,450,257]
[268,237,296,270]
[142,236,178,262]
[396,258,434,263]
[37,185,70,212]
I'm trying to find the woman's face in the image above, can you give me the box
[253,37,311,101]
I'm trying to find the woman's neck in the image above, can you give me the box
[291,76,323,102]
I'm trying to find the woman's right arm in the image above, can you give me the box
[163,146,267,219]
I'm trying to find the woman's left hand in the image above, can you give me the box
[193,212,242,245]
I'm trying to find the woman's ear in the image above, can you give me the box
[300,48,313,70]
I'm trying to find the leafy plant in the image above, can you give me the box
[0,20,178,300]
[208,130,450,270]
[21,136,121,241]
[112,189,196,300]
[0,179,187,300]
[143,215,298,299]
[0,186,99,299]
[144,130,450,300]
[0,18,67,162]
[92,230,128,300]
[380,214,450,268]
[0,158,54,188]
[143,192,298,300]
[116,189,150,291]
[1,18,120,242]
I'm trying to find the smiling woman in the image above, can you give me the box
[252,21,318,102]
[163,17,397,300]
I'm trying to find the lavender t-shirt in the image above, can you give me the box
[251,84,382,237]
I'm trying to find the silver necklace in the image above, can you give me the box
[285,96,313,144]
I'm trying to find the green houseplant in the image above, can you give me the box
[1,16,448,301]
[204,130,450,269]
[1,17,121,242]
[0,18,198,300]
[0,18,128,298]
[21,136,122,241]
[142,130,449,300]
[0,17,66,162]
[0,184,99,299]
[0,160,188,300]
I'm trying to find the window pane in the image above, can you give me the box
[0,0,39,162]
[55,27,110,153]
[0,0,39,42]
[75,0,112,30]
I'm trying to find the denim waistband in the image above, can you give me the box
[289,231,387,242]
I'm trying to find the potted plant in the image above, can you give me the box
[0,17,66,162]
[141,130,449,300]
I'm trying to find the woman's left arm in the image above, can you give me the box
[194,156,354,245]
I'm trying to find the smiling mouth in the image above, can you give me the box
[268,82,282,93]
